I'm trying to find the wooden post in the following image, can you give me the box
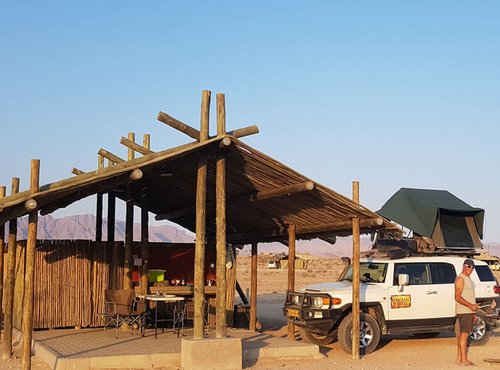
[123,133,135,290]
[0,186,5,343]
[287,223,296,340]
[2,177,19,360]
[95,156,104,243]
[108,188,117,290]
[194,90,210,339]
[215,93,227,338]
[351,180,360,360]
[140,134,150,295]
[21,160,40,370]
[250,242,258,331]
[140,193,149,295]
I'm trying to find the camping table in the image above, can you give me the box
[144,294,185,339]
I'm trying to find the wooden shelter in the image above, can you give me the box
[269,253,313,270]
[0,90,401,366]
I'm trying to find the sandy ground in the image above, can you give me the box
[1,255,499,369]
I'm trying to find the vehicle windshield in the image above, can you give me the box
[341,262,388,283]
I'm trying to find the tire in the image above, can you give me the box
[299,327,334,346]
[412,332,440,339]
[468,310,492,346]
[338,312,381,355]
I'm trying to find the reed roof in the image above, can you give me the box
[0,134,400,245]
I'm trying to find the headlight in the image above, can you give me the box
[311,297,324,308]
[309,296,342,309]
[291,294,300,305]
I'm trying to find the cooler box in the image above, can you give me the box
[233,304,250,329]
[148,269,166,283]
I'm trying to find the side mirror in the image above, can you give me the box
[398,273,409,287]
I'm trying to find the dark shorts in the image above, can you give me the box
[456,313,475,333]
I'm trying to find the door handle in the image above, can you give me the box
[426,290,437,295]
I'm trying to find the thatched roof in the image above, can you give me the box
[0,101,401,246]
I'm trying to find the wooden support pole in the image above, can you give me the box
[140,193,149,295]
[71,168,84,176]
[143,134,150,153]
[129,168,143,181]
[227,125,259,139]
[95,156,104,243]
[21,160,40,370]
[157,111,201,141]
[123,133,135,290]
[287,224,296,340]
[351,181,360,360]
[97,148,125,164]
[140,134,151,295]
[194,90,210,339]
[2,177,19,360]
[250,242,258,331]
[0,186,6,343]
[120,136,154,156]
[108,190,117,290]
[215,93,227,338]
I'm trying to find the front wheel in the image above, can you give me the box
[299,327,334,345]
[468,310,492,346]
[338,312,381,355]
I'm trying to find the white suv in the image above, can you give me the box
[284,255,500,354]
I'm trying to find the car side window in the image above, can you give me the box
[393,263,431,285]
[430,263,456,284]
[475,265,496,282]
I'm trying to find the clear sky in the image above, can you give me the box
[1,2,499,241]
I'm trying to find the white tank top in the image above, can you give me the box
[455,273,476,314]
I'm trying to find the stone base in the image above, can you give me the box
[181,337,242,370]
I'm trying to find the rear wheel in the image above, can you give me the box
[468,310,492,346]
[299,328,334,345]
[338,312,381,354]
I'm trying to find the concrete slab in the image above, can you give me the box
[181,337,242,370]
[31,327,321,369]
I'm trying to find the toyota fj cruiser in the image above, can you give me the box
[284,255,500,354]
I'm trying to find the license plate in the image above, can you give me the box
[391,294,411,309]
[287,308,300,318]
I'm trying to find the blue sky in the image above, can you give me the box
[1,2,499,241]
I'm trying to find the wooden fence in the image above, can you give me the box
[11,240,123,329]
[4,240,235,330]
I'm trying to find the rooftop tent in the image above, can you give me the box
[377,188,484,250]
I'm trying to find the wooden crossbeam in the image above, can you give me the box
[38,171,139,216]
[227,218,384,243]
[155,181,315,221]
[157,111,201,141]
[120,137,154,156]
[97,148,124,164]
[227,125,259,139]
[71,168,85,176]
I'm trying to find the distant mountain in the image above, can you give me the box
[13,214,194,243]
[238,237,374,257]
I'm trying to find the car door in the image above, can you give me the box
[429,262,456,319]
[387,262,438,321]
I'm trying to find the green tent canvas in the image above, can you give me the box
[377,188,484,250]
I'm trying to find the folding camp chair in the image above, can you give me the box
[101,289,145,338]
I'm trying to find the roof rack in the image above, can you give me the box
[370,237,481,260]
